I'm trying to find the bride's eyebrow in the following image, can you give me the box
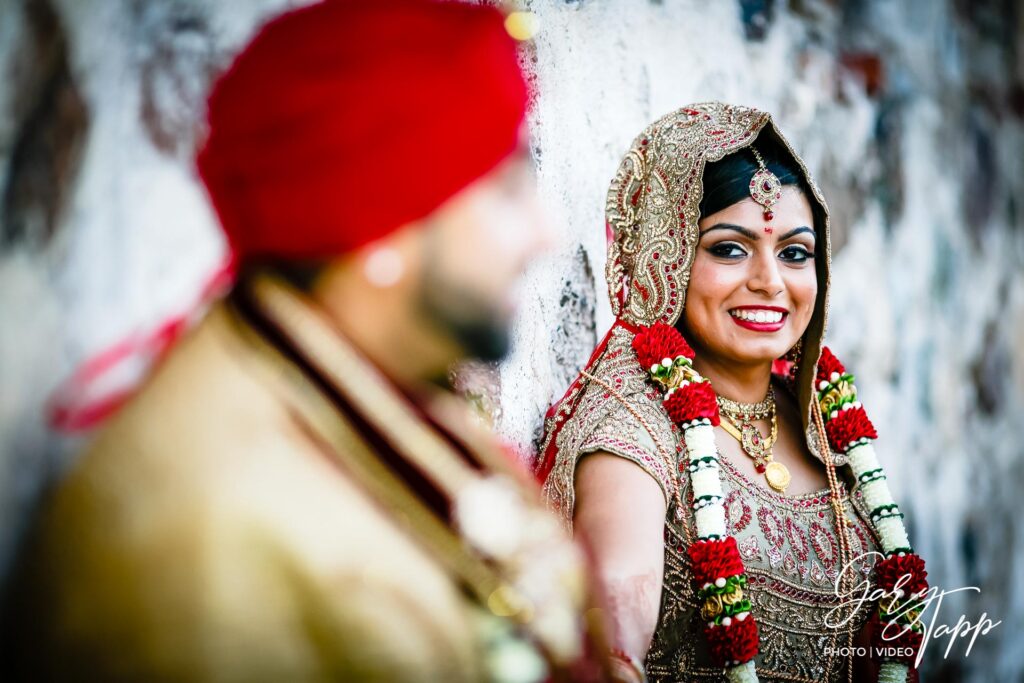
[778,226,815,240]
[700,223,757,239]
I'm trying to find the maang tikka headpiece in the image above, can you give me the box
[748,145,782,222]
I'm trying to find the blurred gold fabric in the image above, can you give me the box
[13,303,495,682]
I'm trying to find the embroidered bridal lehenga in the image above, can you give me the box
[536,103,928,683]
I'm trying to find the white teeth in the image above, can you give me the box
[730,309,784,324]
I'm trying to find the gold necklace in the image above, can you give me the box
[716,388,774,420]
[716,387,791,493]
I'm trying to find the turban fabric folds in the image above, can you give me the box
[48,0,528,433]
[197,0,529,263]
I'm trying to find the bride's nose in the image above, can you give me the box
[746,247,784,297]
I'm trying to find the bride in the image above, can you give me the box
[536,103,928,682]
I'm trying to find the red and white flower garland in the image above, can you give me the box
[816,347,927,683]
[631,323,928,683]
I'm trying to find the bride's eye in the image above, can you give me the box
[708,242,747,259]
[779,245,814,263]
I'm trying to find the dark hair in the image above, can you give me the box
[698,130,811,219]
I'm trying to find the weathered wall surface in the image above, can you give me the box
[1,1,1021,679]
[497,4,1024,680]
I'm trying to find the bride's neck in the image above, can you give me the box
[691,355,774,404]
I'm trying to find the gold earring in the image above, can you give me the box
[784,338,803,363]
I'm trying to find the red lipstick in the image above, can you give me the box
[728,306,788,333]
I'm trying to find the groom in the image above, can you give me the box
[6,1,606,681]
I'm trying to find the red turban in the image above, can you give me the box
[197,0,528,263]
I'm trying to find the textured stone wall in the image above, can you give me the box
[1,1,1021,679]
[495,4,1024,680]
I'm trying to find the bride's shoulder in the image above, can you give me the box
[585,327,674,418]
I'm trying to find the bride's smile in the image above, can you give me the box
[728,306,787,328]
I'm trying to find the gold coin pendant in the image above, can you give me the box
[764,461,791,493]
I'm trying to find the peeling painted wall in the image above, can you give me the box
[1,1,1022,679]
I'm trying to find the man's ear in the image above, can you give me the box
[353,222,427,290]
[360,246,406,288]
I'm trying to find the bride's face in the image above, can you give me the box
[681,186,817,367]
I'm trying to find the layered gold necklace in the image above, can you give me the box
[716,387,791,493]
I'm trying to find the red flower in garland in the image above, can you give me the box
[876,553,929,597]
[704,616,759,665]
[869,611,924,665]
[665,381,720,426]
[824,405,878,452]
[688,537,745,585]
[816,345,846,384]
[631,321,694,370]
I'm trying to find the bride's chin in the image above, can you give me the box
[723,345,790,365]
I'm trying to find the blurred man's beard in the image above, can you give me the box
[419,272,511,364]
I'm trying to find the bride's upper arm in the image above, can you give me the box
[572,450,668,659]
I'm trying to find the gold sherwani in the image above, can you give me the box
[11,276,599,682]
